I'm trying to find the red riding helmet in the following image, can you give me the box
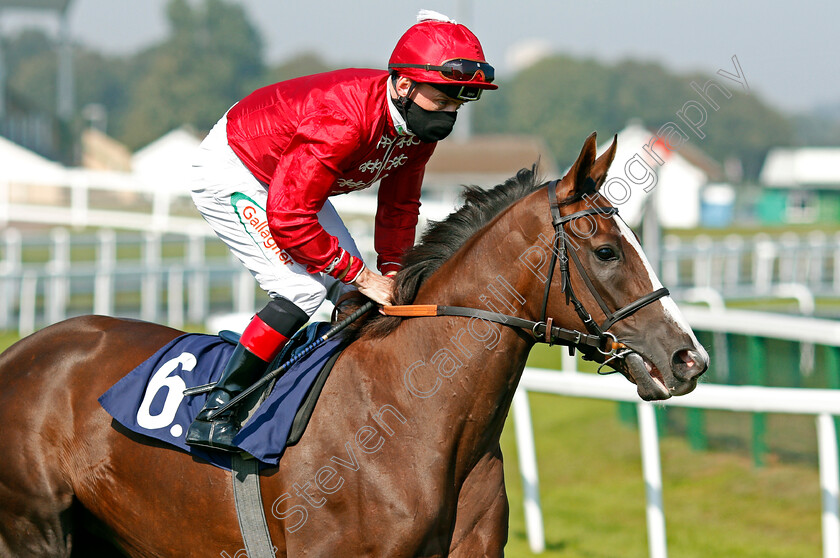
[388,13,497,100]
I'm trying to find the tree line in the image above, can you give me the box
[4,0,810,181]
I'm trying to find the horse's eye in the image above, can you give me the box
[594,246,618,261]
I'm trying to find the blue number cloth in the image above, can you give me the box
[98,323,342,470]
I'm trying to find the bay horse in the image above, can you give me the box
[0,133,707,557]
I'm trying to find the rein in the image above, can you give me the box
[382,180,670,363]
[380,303,615,353]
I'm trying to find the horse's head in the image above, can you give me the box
[529,132,708,400]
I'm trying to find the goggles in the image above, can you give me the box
[389,58,495,84]
[427,82,483,101]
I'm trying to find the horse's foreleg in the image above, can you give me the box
[0,450,75,558]
[447,445,508,558]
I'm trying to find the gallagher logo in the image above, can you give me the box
[231,192,293,265]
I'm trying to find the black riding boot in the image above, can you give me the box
[185,297,309,452]
[184,343,267,452]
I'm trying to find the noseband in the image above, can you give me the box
[381,180,670,362]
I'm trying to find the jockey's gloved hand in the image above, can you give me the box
[351,267,395,306]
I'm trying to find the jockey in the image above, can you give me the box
[186,10,496,451]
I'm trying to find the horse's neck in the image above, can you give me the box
[383,308,532,463]
[392,204,541,455]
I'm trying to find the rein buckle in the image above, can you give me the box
[531,321,546,340]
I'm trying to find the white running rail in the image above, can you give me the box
[514,306,840,558]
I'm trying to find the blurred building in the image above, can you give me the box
[132,126,202,194]
[1,90,66,162]
[600,121,726,229]
[80,128,132,171]
[758,147,840,224]
[0,132,66,210]
[0,0,75,162]
[423,134,559,208]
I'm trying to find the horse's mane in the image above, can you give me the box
[356,164,546,339]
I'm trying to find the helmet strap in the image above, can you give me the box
[391,74,417,122]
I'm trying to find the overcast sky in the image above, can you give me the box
[3,0,837,114]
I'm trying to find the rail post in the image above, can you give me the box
[747,336,767,467]
[638,401,667,558]
[817,413,840,558]
[46,228,69,325]
[0,228,21,329]
[512,388,545,554]
[827,346,840,463]
[94,229,116,316]
[187,232,207,324]
[19,270,37,336]
[167,266,184,329]
[141,232,161,322]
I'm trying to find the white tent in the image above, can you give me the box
[0,134,66,184]
[132,127,204,194]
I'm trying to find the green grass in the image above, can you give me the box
[0,332,21,353]
[500,345,823,557]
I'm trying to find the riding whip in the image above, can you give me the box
[183,301,375,418]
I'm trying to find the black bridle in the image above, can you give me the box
[539,179,669,360]
[381,180,670,362]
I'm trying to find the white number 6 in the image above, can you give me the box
[137,352,197,430]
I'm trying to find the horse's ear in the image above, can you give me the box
[559,131,598,199]
[591,134,618,189]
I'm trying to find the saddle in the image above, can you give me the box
[98,322,347,470]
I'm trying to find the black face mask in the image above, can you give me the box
[393,82,458,143]
[404,101,457,143]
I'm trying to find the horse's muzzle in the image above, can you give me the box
[671,348,708,382]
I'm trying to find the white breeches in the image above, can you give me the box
[190,114,361,317]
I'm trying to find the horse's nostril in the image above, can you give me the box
[671,349,707,381]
